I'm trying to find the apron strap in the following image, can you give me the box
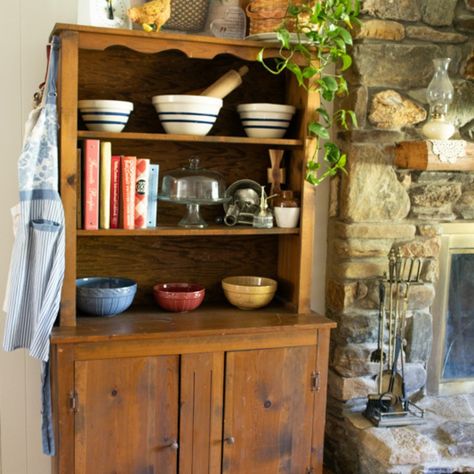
[44,36,60,106]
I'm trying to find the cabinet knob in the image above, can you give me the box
[225,436,235,445]
[169,440,179,450]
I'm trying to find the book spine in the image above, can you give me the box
[83,139,100,230]
[134,158,150,229]
[110,155,121,229]
[99,142,112,229]
[147,164,160,228]
[76,148,82,229]
[121,156,137,229]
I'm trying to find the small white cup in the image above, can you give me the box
[273,207,300,228]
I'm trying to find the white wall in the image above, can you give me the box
[0,2,76,473]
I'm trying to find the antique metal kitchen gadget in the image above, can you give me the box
[159,157,230,228]
[364,250,425,427]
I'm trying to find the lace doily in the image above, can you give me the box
[430,140,466,164]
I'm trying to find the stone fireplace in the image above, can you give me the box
[324,0,474,472]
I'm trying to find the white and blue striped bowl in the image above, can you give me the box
[237,103,296,139]
[78,100,134,133]
[152,95,223,136]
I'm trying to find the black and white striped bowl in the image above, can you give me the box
[152,95,223,136]
[237,103,296,138]
[78,100,134,133]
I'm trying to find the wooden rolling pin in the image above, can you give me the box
[200,66,249,99]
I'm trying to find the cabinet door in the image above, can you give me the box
[74,356,179,474]
[223,346,317,474]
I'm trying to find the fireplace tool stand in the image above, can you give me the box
[364,249,426,427]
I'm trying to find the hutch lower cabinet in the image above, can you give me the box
[49,24,336,473]
[51,315,333,474]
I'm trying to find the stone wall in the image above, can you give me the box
[325,0,474,472]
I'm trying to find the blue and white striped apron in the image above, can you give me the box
[3,36,64,455]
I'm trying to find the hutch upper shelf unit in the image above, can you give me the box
[54,23,320,326]
[50,24,335,474]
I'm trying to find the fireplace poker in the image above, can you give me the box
[387,249,396,365]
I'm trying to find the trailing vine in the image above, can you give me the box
[257,0,360,185]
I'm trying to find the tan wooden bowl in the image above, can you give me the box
[222,276,277,310]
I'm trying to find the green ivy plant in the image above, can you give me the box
[257,0,360,185]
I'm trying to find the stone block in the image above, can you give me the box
[394,237,441,258]
[338,128,406,143]
[461,118,474,141]
[409,183,463,208]
[336,85,368,129]
[359,426,440,465]
[351,43,462,88]
[329,175,339,217]
[415,170,471,183]
[333,259,387,280]
[438,421,474,456]
[333,238,392,258]
[405,311,433,363]
[368,90,426,130]
[463,51,474,80]
[448,80,474,129]
[327,279,359,312]
[454,14,474,33]
[422,0,458,26]
[406,284,435,310]
[410,205,457,221]
[356,19,405,41]
[333,222,416,239]
[328,370,377,401]
[454,191,474,219]
[417,394,474,420]
[417,223,442,237]
[361,0,421,21]
[406,25,468,43]
[420,258,439,283]
[466,0,474,11]
[340,144,411,222]
[332,343,380,377]
[405,363,427,394]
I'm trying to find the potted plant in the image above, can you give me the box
[255,0,360,185]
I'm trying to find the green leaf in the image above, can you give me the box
[316,107,331,125]
[308,122,330,139]
[288,4,299,16]
[322,88,335,102]
[337,27,353,45]
[277,28,291,49]
[340,53,352,71]
[347,110,358,128]
[256,49,264,63]
[324,142,341,163]
[302,66,318,79]
[322,76,338,91]
[287,62,304,86]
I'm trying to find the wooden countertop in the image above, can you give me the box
[51,305,336,344]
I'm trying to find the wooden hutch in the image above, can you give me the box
[50,24,335,474]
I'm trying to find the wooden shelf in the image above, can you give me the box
[77,225,300,237]
[77,130,303,148]
[395,140,474,171]
[51,304,335,344]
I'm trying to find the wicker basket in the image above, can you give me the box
[246,0,289,35]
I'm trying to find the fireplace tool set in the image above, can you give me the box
[364,249,426,427]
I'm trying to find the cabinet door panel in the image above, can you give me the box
[223,346,316,474]
[75,356,179,474]
[179,352,224,474]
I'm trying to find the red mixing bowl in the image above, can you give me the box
[153,283,205,312]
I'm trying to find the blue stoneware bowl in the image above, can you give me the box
[76,277,137,316]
